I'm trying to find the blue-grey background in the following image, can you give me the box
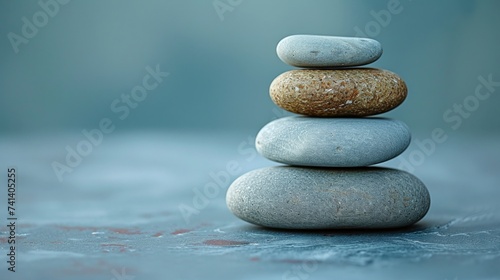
[1,2,500,280]
[1,0,499,135]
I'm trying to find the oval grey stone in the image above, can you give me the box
[226,166,430,229]
[277,35,382,68]
[256,117,411,167]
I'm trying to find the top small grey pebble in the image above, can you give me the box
[277,35,383,68]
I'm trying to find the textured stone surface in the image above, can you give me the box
[277,35,382,67]
[226,166,431,229]
[1,133,500,279]
[270,68,407,117]
[256,116,410,167]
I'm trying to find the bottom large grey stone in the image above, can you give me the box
[226,166,430,229]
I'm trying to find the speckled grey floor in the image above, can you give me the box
[0,131,499,280]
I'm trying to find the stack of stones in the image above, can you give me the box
[226,35,430,229]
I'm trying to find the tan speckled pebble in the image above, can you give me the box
[270,68,407,117]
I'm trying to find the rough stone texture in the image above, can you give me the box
[256,116,411,167]
[276,35,382,67]
[226,166,431,229]
[1,133,499,279]
[270,68,407,117]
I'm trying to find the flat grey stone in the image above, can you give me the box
[277,35,382,67]
[226,166,430,229]
[256,116,411,167]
